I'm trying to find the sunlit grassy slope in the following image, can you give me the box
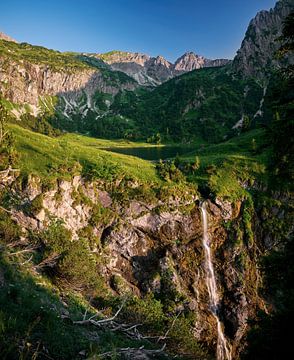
[10,124,270,201]
[182,128,270,199]
[9,124,160,182]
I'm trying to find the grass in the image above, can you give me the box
[0,39,93,71]
[9,123,271,201]
[180,128,271,200]
[63,132,165,148]
[9,124,160,183]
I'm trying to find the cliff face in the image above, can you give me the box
[2,172,270,359]
[96,51,231,86]
[0,57,137,109]
[232,0,294,78]
[174,52,229,74]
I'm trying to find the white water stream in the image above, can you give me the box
[200,202,232,360]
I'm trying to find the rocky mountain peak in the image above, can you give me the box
[174,51,205,72]
[152,55,172,68]
[97,50,230,86]
[232,0,294,77]
[0,31,17,43]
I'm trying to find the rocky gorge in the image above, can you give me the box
[2,167,291,359]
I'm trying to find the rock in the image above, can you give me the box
[96,50,230,86]
[0,31,17,43]
[174,51,230,74]
[5,173,271,358]
[232,1,294,78]
[0,55,137,112]
[97,190,112,208]
[35,208,45,222]
[215,198,233,220]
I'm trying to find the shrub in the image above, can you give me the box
[156,159,185,183]
[0,211,21,244]
[38,221,99,289]
[29,194,44,215]
[123,294,166,332]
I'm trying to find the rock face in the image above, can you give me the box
[0,58,137,108]
[98,52,174,86]
[0,31,17,43]
[3,173,266,358]
[174,52,229,74]
[96,51,231,86]
[232,0,294,78]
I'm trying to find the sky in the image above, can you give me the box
[0,0,277,62]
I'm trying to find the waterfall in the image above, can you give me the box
[200,202,232,360]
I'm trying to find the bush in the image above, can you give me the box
[29,194,44,215]
[38,221,99,289]
[156,159,185,182]
[123,294,166,332]
[0,255,93,360]
[0,211,21,244]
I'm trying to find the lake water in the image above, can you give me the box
[105,145,194,161]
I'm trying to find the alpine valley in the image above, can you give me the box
[0,1,293,360]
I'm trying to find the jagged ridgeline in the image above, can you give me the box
[0,38,265,142]
[1,1,292,143]
[0,1,293,360]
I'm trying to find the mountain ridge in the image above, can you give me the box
[232,0,294,77]
[94,50,230,86]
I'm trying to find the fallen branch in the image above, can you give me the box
[74,302,125,326]
[35,253,61,269]
[0,205,13,214]
[0,167,19,174]
[7,239,30,248]
[7,247,38,256]
[98,344,166,358]
[157,311,181,343]
[20,254,33,265]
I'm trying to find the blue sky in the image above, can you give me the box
[1,0,277,61]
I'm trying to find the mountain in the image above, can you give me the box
[0,3,293,360]
[174,51,229,73]
[0,30,17,43]
[95,50,231,86]
[0,0,292,142]
[110,67,264,142]
[232,0,294,77]
[0,40,138,122]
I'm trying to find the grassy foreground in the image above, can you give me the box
[9,124,271,203]
[9,124,160,183]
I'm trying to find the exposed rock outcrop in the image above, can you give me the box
[174,52,230,74]
[2,173,266,358]
[0,58,137,107]
[96,50,231,86]
[0,31,17,43]
[232,0,294,78]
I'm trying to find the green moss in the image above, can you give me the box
[78,224,100,250]
[243,196,255,248]
[0,211,21,244]
[29,194,44,215]
[89,204,114,227]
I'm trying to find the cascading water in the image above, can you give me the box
[200,202,232,360]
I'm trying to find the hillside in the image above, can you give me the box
[0,1,293,360]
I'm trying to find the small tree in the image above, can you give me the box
[191,156,200,172]
[155,132,161,144]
